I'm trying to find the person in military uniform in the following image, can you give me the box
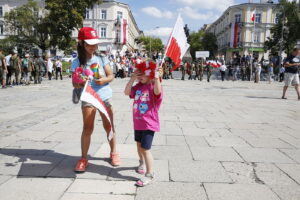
[194,61,200,80]
[0,49,7,88]
[181,61,186,80]
[33,54,44,84]
[199,60,204,81]
[205,63,212,82]
[10,50,21,85]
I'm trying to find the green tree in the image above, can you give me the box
[3,0,102,54]
[4,0,50,53]
[137,36,164,53]
[264,0,300,55]
[189,30,205,60]
[201,32,218,59]
[45,0,102,50]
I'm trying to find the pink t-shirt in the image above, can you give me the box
[130,82,163,132]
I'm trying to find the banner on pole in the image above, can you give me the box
[196,51,210,58]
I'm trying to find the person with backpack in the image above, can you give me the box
[33,54,43,84]
[0,49,7,89]
[10,50,21,86]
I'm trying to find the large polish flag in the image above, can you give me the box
[80,81,113,141]
[165,14,190,71]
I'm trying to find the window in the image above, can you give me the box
[0,6,3,17]
[100,27,106,38]
[255,13,261,23]
[0,24,3,35]
[101,9,107,20]
[254,32,260,43]
[85,9,90,19]
[235,14,241,23]
[117,11,123,20]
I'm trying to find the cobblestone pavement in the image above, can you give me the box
[0,77,299,200]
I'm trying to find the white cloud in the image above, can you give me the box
[178,7,218,20]
[141,7,174,19]
[175,0,235,12]
[144,27,173,37]
[144,27,173,44]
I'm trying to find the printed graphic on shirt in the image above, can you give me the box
[135,90,142,101]
[292,57,300,63]
[141,91,150,102]
[133,103,138,113]
[139,103,148,114]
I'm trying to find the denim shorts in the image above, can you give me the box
[134,130,155,150]
[81,99,112,108]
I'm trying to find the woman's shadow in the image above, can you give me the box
[0,148,138,181]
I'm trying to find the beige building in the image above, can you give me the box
[72,0,142,56]
[206,1,280,62]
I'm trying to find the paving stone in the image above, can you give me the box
[151,145,193,160]
[276,164,300,184]
[166,135,187,145]
[205,137,250,147]
[0,175,12,185]
[67,179,136,195]
[235,147,295,163]
[182,128,219,137]
[279,149,300,163]
[136,182,207,200]
[270,185,300,200]
[185,135,209,146]
[0,177,73,200]
[2,141,59,155]
[169,160,232,183]
[61,193,135,200]
[190,146,243,162]
[243,138,294,149]
[204,183,280,200]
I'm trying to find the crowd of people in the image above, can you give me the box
[0,50,64,89]
[177,53,295,84]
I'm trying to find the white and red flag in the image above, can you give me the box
[80,81,113,140]
[165,14,190,71]
[251,10,256,22]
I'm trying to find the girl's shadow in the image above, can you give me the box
[0,148,138,181]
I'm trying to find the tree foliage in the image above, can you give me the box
[3,0,102,53]
[264,0,300,54]
[188,30,218,59]
[137,36,164,53]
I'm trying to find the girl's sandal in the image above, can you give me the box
[135,173,154,187]
[136,160,145,174]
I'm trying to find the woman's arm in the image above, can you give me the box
[95,64,114,85]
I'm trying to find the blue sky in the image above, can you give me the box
[117,0,278,43]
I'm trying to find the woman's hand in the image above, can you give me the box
[95,78,107,85]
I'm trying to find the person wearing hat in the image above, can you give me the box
[10,50,21,85]
[71,27,120,172]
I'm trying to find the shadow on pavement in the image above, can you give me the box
[245,96,281,100]
[0,148,137,181]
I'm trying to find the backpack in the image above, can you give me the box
[22,58,29,68]
[10,55,19,70]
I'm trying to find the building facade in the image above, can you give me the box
[72,0,142,56]
[206,1,279,62]
[0,0,142,56]
[0,0,45,40]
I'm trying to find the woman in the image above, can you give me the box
[71,27,120,172]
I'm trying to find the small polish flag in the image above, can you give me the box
[80,81,113,141]
[251,10,256,22]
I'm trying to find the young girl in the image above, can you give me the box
[124,60,163,187]
[71,27,120,172]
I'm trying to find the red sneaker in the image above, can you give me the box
[110,153,120,166]
[75,158,88,172]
